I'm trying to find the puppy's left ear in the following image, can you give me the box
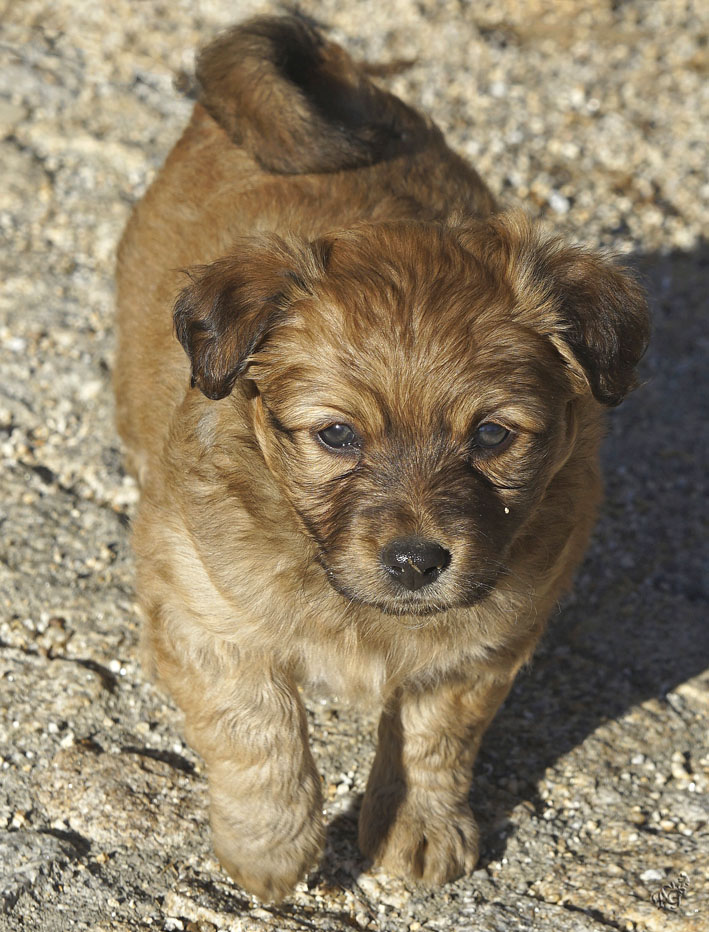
[527,238,651,406]
[174,236,328,400]
[462,214,651,406]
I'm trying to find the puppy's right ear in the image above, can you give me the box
[174,236,328,400]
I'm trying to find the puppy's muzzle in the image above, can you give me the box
[381,537,451,592]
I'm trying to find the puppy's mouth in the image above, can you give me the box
[321,565,494,618]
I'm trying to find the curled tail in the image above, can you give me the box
[194,14,436,174]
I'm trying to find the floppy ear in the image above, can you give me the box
[174,236,328,400]
[459,214,651,406]
[529,240,650,406]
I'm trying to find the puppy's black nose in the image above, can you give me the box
[381,538,450,591]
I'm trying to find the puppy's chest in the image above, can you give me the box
[289,635,389,707]
[283,614,480,707]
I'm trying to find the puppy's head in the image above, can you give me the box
[175,215,649,615]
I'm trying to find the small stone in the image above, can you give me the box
[381,887,409,909]
[640,868,665,883]
[670,752,692,781]
[548,191,570,214]
[357,875,382,899]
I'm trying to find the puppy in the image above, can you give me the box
[114,15,649,903]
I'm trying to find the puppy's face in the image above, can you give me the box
[175,217,649,616]
[248,229,573,615]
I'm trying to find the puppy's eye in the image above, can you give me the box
[317,423,359,450]
[474,422,510,448]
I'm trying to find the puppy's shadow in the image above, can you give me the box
[475,241,709,865]
[319,805,367,890]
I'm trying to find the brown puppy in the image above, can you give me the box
[114,15,649,903]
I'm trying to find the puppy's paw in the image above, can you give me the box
[359,789,479,885]
[212,809,325,903]
[209,769,325,903]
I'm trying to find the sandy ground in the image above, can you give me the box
[1,1,707,930]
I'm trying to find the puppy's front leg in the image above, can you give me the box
[359,674,512,884]
[169,649,324,902]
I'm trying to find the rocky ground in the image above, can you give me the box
[1,1,707,930]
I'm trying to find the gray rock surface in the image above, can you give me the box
[1,1,707,930]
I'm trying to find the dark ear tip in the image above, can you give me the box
[598,387,630,407]
[196,375,238,401]
[188,353,243,400]
[592,336,650,407]
[199,386,231,401]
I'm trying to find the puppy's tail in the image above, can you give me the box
[194,14,436,174]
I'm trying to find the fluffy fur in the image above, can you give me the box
[114,15,649,903]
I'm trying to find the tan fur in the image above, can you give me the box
[114,15,649,903]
